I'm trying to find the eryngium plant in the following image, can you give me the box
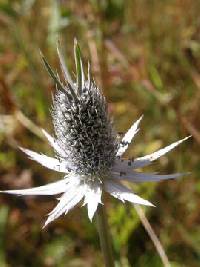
[1,40,189,228]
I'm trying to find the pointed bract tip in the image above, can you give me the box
[42,217,51,229]
[137,114,144,125]
[41,128,46,135]
[18,146,26,153]
[42,222,48,229]
[88,214,93,222]
[56,39,64,57]
[143,200,155,207]
[134,202,156,208]
[74,37,78,46]
[39,49,44,58]
[74,39,82,59]
[74,38,80,55]
[185,135,192,141]
[139,114,144,120]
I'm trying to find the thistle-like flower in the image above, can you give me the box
[1,41,190,227]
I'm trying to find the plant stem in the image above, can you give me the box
[96,203,115,267]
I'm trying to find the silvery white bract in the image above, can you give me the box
[1,40,190,227]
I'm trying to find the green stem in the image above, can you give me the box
[96,203,115,267]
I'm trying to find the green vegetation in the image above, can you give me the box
[0,1,199,266]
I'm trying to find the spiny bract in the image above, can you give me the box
[1,40,190,227]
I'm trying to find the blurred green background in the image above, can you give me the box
[0,0,199,266]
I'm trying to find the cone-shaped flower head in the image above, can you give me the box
[52,42,117,176]
[1,40,190,227]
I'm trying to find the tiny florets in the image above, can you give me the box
[52,80,117,176]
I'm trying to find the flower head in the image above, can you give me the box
[1,40,190,227]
